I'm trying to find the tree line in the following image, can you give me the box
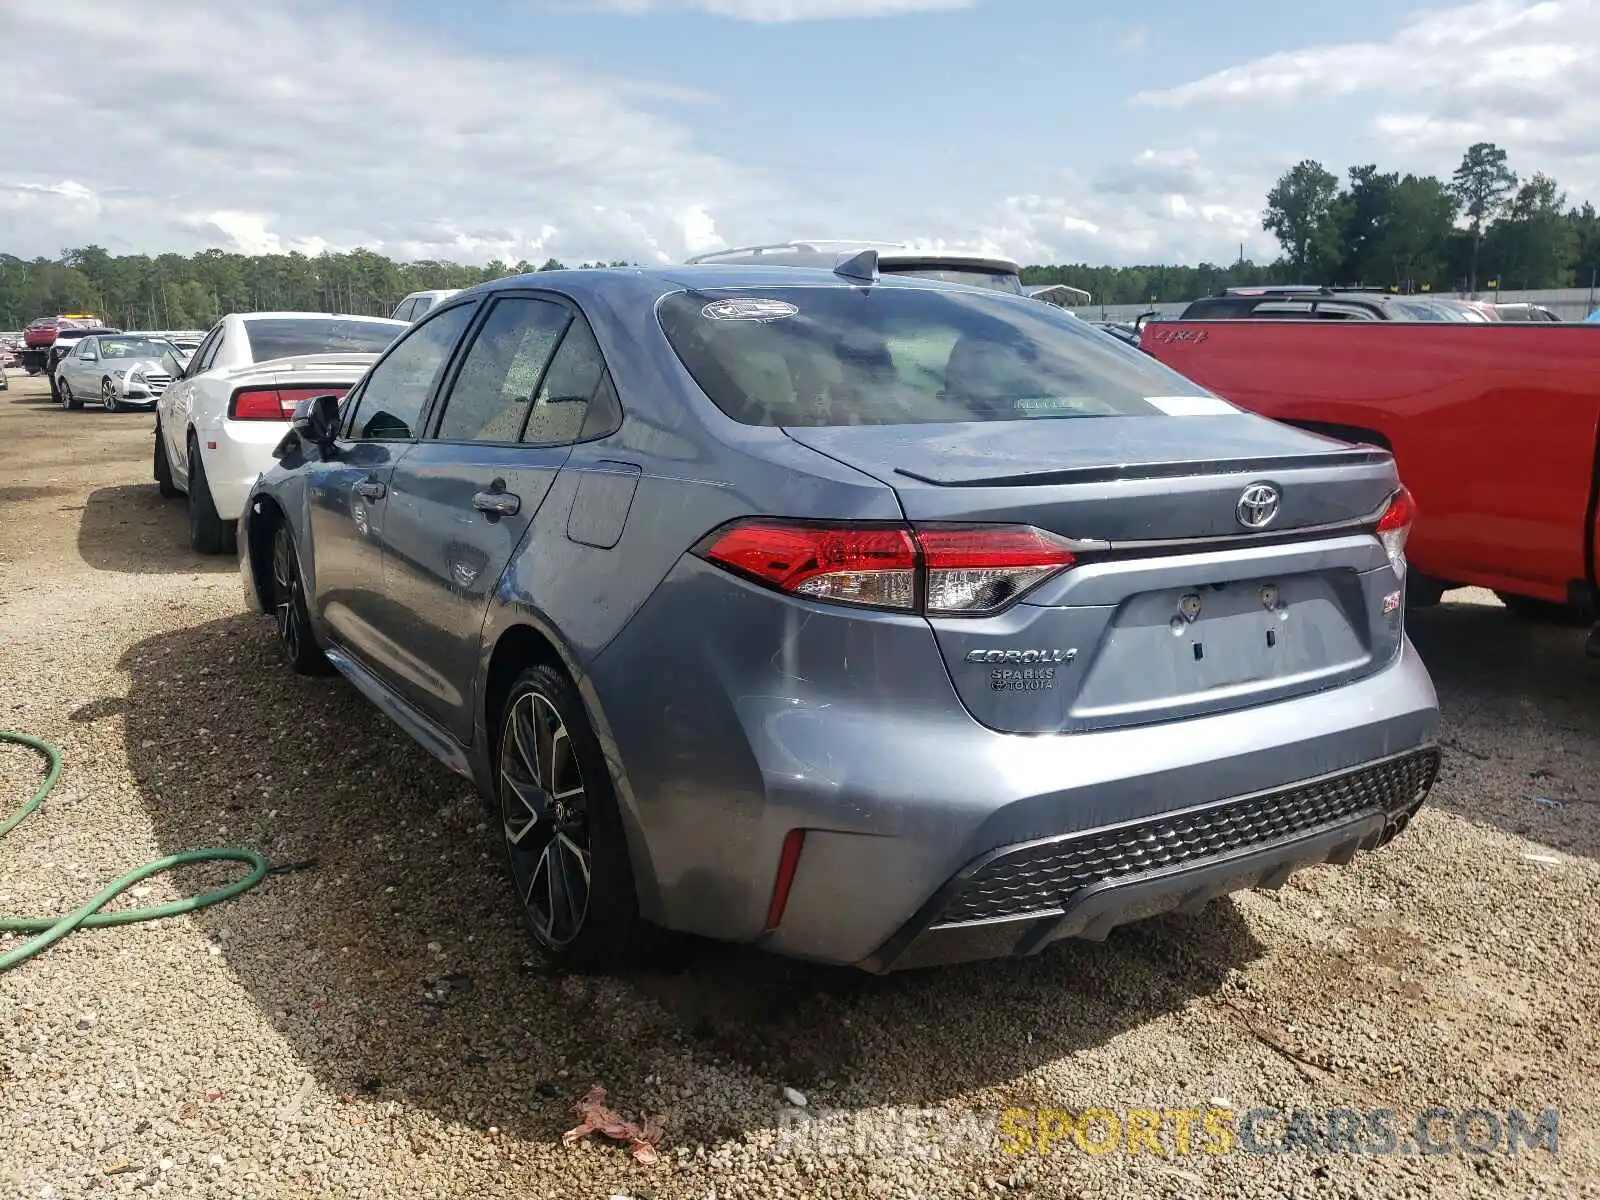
[4,140,1598,325]
[1027,144,1598,303]
[0,250,630,331]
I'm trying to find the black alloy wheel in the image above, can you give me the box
[272,523,332,675]
[500,687,593,951]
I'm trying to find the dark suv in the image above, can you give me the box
[1180,287,1439,322]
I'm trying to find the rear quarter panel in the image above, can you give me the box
[1142,322,1600,603]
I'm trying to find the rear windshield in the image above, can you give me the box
[99,337,176,359]
[242,318,403,362]
[658,286,1205,427]
[882,266,1025,294]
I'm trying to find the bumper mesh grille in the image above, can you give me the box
[937,749,1439,926]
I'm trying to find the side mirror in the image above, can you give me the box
[82,352,98,362]
[291,393,342,454]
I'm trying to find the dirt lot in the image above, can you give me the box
[1,369,1597,1199]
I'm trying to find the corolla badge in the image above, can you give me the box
[964,648,1078,665]
[1235,482,1281,529]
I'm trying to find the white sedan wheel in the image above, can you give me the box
[101,379,119,411]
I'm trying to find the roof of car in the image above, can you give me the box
[449,263,1039,307]
[686,241,1023,273]
[233,311,409,323]
[1183,290,1402,317]
[1210,287,1398,302]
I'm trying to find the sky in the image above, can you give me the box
[2,0,1596,268]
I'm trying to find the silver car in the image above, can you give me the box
[54,334,186,411]
[239,262,1441,972]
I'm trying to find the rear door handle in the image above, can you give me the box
[355,479,386,500]
[472,490,521,517]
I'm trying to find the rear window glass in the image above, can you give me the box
[99,337,176,359]
[658,286,1203,427]
[242,318,403,362]
[882,267,1025,294]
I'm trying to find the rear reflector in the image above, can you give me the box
[230,385,349,421]
[764,829,807,931]
[1375,485,1416,569]
[697,520,1078,616]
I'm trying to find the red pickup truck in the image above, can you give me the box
[1139,321,1600,657]
[20,314,104,374]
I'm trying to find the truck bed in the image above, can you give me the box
[1139,320,1600,610]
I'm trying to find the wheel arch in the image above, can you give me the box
[477,615,665,922]
[243,494,286,615]
[482,623,571,761]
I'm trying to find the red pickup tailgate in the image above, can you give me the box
[1141,321,1600,604]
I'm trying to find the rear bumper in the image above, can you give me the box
[588,558,1441,969]
[863,747,1436,971]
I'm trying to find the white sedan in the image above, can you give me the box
[54,334,187,411]
[154,311,407,554]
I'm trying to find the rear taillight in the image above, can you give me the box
[697,520,1078,616]
[698,522,918,610]
[230,386,348,421]
[1376,485,1416,570]
[918,526,1078,615]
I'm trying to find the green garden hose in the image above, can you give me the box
[0,731,268,973]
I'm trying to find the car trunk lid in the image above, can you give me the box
[784,416,1406,733]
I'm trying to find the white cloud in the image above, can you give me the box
[680,205,724,255]
[971,146,1274,266]
[0,0,772,265]
[1131,0,1600,196]
[582,0,973,20]
[0,0,1284,271]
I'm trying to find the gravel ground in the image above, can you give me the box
[1,369,1597,1200]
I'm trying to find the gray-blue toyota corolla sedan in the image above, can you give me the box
[239,258,1440,972]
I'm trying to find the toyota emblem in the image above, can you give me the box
[1236,482,1281,529]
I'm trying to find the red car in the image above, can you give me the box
[1140,319,1600,658]
[21,314,104,374]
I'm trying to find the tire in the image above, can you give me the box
[1497,593,1590,627]
[153,423,180,498]
[495,663,668,970]
[185,436,236,555]
[100,378,119,412]
[270,522,334,675]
